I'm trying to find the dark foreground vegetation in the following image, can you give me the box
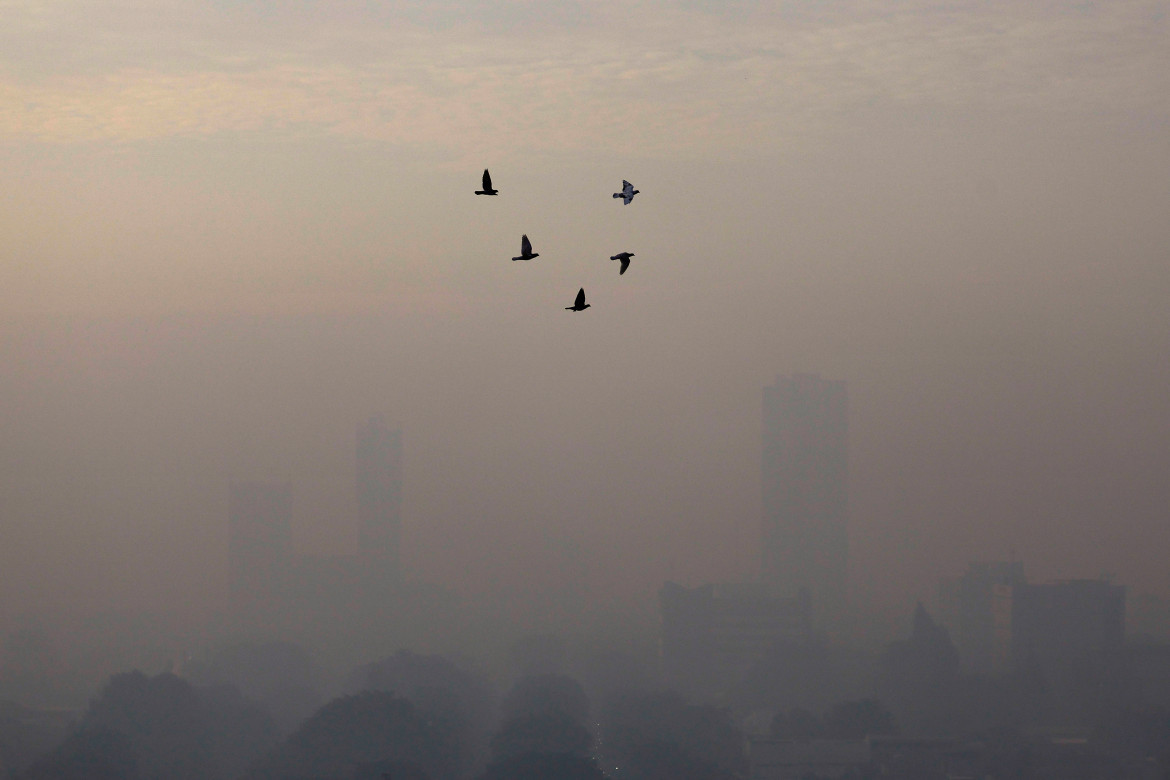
[5,611,1170,779]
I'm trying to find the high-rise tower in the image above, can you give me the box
[761,373,848,626]
[356,417,402,582]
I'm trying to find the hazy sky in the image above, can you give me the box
[2,0,1168,631]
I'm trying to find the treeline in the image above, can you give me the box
[9,646,750,780]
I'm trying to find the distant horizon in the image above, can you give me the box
[2,309,1165,639]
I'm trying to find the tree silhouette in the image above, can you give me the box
[822,699,898,740]
[0,699,75,777]
[183,641,322,736]
[350,650,495,776]
[600,691,745,779]
[501,674,589,724]
[198,683,283,779]
[490,710,593,760]
[358,759,431,779]
[21,726,140,780]
[475,751,606,780]
[770,708,824,741]
[40,670,280,780]
[84,671,216,780]
[488,674,594,764]
[245,691,458,780]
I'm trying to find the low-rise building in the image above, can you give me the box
[660,581,813,692]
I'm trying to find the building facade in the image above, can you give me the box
[1011,579,1126,675]
[761,373,848,627]
[938,561,1027,674]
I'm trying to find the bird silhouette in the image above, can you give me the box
[475,169,498,195]
[612,180,639,204]
[566,288,590,311]
[512,234,539,261]
[610,252,634,275]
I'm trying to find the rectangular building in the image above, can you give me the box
[939,561,1027,674]
[761,373,848,627]
[1011,579,1126,675]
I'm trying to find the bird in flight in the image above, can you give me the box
[613,180,639,205]
[566,288,590,312]
[610,252,634,275]
[512,234,539,261]
[476,169,498,195]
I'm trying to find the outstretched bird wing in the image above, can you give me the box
[483,169,493,191]
[621,180,636,204]
[619,257,630,275]
[575,288,586,308]
[521,234,532,256]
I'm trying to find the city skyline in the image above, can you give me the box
[2,0,1168,773]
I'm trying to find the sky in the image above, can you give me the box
[1,0,1169,634]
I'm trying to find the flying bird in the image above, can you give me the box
[566,288,590,312]
[512,234,539,261]
[610,252,634,275]
[475,169,498,195]
[612,180,639,204]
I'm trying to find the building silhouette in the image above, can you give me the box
[228,481,293,602]
[937,561,1027,674]
[761,373,848,627]
[356,417,403,584]
[1011,578,1126,676]
[659,581,812,693]
[938,562,1126,688]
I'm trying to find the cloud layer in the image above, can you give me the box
[2,1,1166,156]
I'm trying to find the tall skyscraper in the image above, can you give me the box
[228,481,293,601]
[356,417,402,582]
[761,373,848,626]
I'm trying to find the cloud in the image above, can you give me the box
[0,1,1165,157]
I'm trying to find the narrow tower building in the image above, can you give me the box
[761,373,848,627]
